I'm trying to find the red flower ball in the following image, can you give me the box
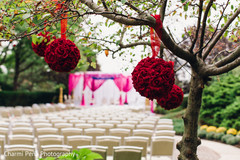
[44,38,80,72]
[32,32,52,57]
[131,57,175,100]
[157,84,184,110]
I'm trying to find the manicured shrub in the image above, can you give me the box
[200,125,208,130]
[226,137,240,145]
[0,91,58,106]
[213,133,225,141]
[221,134,234,143]
[200,74,240,128]
[216,127,227,133]
[206,132,215,140]
[227,128,237,135]
[198,129,207,139]
[233,121,240,131]
[206,126,217,133]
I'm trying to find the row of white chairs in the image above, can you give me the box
[2,135,174,160]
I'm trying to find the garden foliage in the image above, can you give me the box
[200,73,240,129]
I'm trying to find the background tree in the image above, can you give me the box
[0,0,240,159]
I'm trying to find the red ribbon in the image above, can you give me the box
[150,27,161,58]
[54,0,67,39]
[150,15,163,58]
[61,13,67,39]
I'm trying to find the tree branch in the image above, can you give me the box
[19,62,35,73]
[161,28,196,64]
[214,46,240,68]
[203,7,240,60]
[199,0,213,57]
[206,57,240,76]
[160,0,168,22]
[79,0,155,26]
[101,0,108,11]
[190,0,203,53]
[124,1,143,14]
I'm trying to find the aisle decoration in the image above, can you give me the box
[32,31,54,57]
[132,15,184,110]
[157,84,184,110]
[44,2,80,72]
[131,15,175,100]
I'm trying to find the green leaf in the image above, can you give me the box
[212,3,216,10]
[121,0,126,3]
[209,25,214,32]
[86,152,103,160]
[223,31,228,38]
[78,148,92,158]
[32,34,37,45]
[184,2,189,11]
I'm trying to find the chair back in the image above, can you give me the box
[150,136,175,159]
[5,145,35,160]
[96,136,121,156]
[67,135,92,150]
[9,135,34,145]
[113,146,143,160]
[124,136,148,158]
[77,145,108,160]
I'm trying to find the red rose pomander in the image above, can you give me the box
[32,32,52,57]
[44,38,80,72]
[131,57,175,100]
[157,84,184,110]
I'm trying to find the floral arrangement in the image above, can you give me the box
[44,38,80,72]
[32,31,55,57]
[131,57,175,100]
[157,84,184,110]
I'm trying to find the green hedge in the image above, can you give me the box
[200,74,240,128]
[0,91,59,106]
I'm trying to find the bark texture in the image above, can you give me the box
[177,70,203,160]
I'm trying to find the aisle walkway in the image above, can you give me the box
[171,136,240,160]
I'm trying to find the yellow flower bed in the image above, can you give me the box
[206,126,217,132]
[227,128,237,135]
[200,125,208,130]
[216,127,227,133]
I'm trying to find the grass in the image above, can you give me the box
[161,109,185,135]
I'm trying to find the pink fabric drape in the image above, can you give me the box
[68,72,134,106]
[68,73,83,95]
[122,76,133,104]
[151,100,154,113]
[113,75,133,105]
[81,73,117,105]
[113,75,123,105]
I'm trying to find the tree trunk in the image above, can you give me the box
[177,70,204,160]
[13,51,20,91]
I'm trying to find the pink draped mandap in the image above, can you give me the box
[68,72,154,111]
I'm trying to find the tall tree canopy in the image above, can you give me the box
[0,0,240,159]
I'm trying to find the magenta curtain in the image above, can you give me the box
[151,100,154,113]
[113,75,123,105]
[122,75,133,104]
[81,73,116,105]
[68,73,83,95]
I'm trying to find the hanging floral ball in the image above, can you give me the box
[44,38,80,72]
[32,32,52,57]
[131,57,175,100]
[157,84,184,110]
